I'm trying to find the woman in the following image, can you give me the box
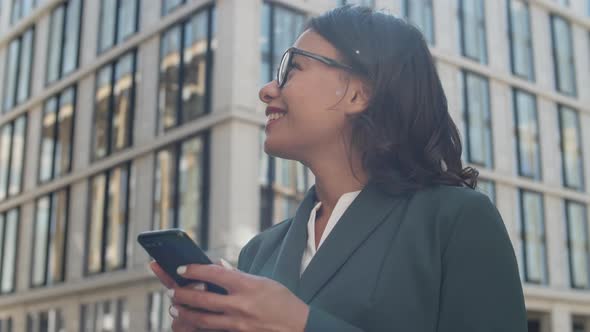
[151,5,527,332]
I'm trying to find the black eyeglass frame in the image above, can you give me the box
[277,47,355,88]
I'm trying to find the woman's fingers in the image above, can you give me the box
[149,261,178,289]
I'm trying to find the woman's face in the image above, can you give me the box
[259,29,360,162]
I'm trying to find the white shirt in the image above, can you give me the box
[300,190,362,276]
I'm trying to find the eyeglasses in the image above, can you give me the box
[277,47,354,88]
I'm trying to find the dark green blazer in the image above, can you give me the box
[237,181,527,331]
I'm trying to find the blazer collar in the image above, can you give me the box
[272,180,404,302]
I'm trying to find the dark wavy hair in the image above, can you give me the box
[306,5,478,194]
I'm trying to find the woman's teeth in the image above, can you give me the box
[267,113,286,121]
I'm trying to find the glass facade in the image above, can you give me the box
[46,0,82,84]
[153,136,207,246]
[98,0,139,53]
[10,0,37,24]
[31,189,69,288]
[459,0,487,63]
[158,7,215,132]
[519,190,548,285]
[80,298,129,332]
[162,0,185,15]
[508,0,534,81]
[513,89,541,180]
[147,290,172,332]
[26,309,64,332]
[462,71,493,169]
[476,179,495,204]
[86,164,132,275]
[0,209,19,294]
[402,0,434,44]
[93,52,136,160]
[565,201,589,289]
[550,15,577,96]
[558,106,584,191]
[0,116,27,201]
[2,28,34,113]
[39,87,75,183]
[340,0,375,6]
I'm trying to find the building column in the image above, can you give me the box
[207,0,264,263]
[551,304,573,332]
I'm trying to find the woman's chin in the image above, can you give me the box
[264,141,295,160]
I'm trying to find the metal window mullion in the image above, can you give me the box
[172,144,181,229]
[58,2,68,80]
[106,62,116,156]
[42,192,55,286]
[100,170,111,273]
[462,72,473,164]
[114,0,122,45]
[265,4,277,229]
[121,164,131,269]
[200,133,211,249]
[203,5,214,116]
[11,37,23,112]
[127,52,137,150]
[177,20,186,127]
[0,214,6,292]
[59,189,70,282]
[50,94,61,180]
[4,122,15,198]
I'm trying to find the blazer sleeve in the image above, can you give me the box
[436,193,528,332]
[305,306,364,332]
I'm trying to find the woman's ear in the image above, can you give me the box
[345,79,371,115]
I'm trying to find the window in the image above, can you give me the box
[558,106,584,190]
[86,163,132,275]
[565,201,589,289]
[507,0,534,81]
[573,319,587,332]
[162,0,185,15]
[0,209,19,294]
[340,0,375,6]
[0,318,12,332]
[462,71,493,168]
[458,0,487,63]
[39,87,76,183]
[158,6,215,132]
[554,0,569,6]
[154,136,208,247]
[2,28,34,113]
[92,51,136,160]
[550,15,577,96]
[147,290,172,332]
[513,89,541,180]
[260,4,309,230]
[31,189,69,288]
[80,298,129,332]
[26,309,64,332]
[98,0,139,53]
[519,190,548,284]
[46,0,83,84]
[0,115,28,201]
[476,179,495,204]
[402,0,434,44]
[10,0,37,24]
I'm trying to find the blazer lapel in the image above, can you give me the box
[271,186,317,293]
[297,181,403,303]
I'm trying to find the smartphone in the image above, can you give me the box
[137,228,228,295]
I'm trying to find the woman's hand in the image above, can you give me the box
[151,262,309,332]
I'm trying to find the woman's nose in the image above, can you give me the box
[259,80,280,104]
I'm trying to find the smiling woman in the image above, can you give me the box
[151,5,527,332]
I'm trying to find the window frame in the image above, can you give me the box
[513,88,542,180]
[97,0,140,54]
[84,163,132,276]
[519,189,549,285]
[151,134,211,249]
[91,51,137,160]
[45,0,83,85]
[550,14,577,97]
[0,115,28,201]
[402,0,435,45]
[564,200,590,289]
[156,5,215,133]
[30,189,70,288]
[506,0,535,81]
[462,70,494,169]
[2,27,35,113]
[558,105,585,191]
[0,208,20,295]
[458,0,488,64]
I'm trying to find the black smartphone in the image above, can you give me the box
[137,228,228,295]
